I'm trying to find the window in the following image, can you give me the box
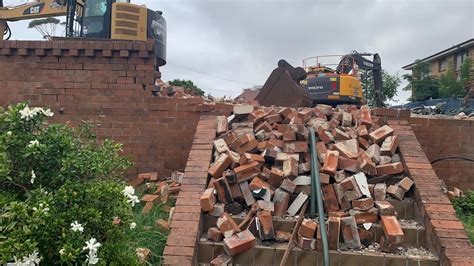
[455,50,469,70]
[438,58,448,72]
[84,0,107,17]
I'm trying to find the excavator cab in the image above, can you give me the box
[81,0,116,38]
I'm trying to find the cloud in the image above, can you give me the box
[5,0,474,102]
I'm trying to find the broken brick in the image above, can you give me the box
[369,125,394,143]
[374,183,387,201]
[398,176,414,192]
[296,233,316,250]
[283,157,298,179]
[332,128,351,140]
[299,218,317,238]
[375,200,396,216]
[213,177,234,204]
[224,229,256,256]
[350,208,379,224]
[283,141,308,153]
[322,185,340,212]
[280,179,296,193]
[217,213,240,238]
[209,153,232,178]
[233,104,254,115]
[380,135,399,156]
[210,254,232,266]
[214,138,230,153]
[337,157,359,173]
[275,230,291,243]
[287,192,309,216]
[208,227,223,242]
[357,124,369,138]
[272,188,290,217]
[340,216,361,249]
[366,144,381,164]
[351,198,374,211]
[234,161,261,182]
[210,203,226,217]
[216,115,228,135]
[334,139,359,159]
[141,194,159,202]
[359,106,372,128]
[340,175,363,201]
[387,185,405,200]
[321,150,339,176]
[239,181,255,206]
[200,188,216,212]
[376,163,404,176]
[257,210,275,240]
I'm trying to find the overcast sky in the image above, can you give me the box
[6,0,474,103]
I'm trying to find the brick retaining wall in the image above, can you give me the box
[163,115,217,265]
[389,119,473,266]
[0,40,232,177]
[408,117,474,191]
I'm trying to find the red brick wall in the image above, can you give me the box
[0,40,232,177]
[372,108,474,191]
[409,117,474,191]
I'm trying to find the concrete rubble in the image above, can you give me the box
[200,104,415,259]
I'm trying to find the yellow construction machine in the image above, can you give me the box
[0,0,166,65]
[256,51,383,107]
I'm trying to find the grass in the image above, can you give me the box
[452,190,474,244]
[128,185,173,265]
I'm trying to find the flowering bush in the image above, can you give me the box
[0,103,131,194]
[0,103,140,265]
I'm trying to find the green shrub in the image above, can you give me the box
[0,103,132,195]
[0,103,140,265]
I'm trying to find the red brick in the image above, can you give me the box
[380,215,404,243]
[321,150,339,176]
[223,229,256,256]
[299,218,317,238]
[376,162,404,176]
[200,188,216,212]
[208,153,232,178]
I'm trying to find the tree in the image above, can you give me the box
[438,65,464,98]
[403,60,439,101]
[363,69,401,106]
[460,58,472,96]
[169,79,205,96]
[28,18,61,40]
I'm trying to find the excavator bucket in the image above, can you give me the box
[256,66,312,108]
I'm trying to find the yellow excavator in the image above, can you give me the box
[255,51,383,107]
[0,0,166,65]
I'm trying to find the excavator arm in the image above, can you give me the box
[0,0,84,40]
[337,51,384,107]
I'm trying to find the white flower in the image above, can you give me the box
[6,131,12,136]
[27,140,40,148]
[10,251,41,266]
[85,251,99,265]
[30,170,36,184]
[40,108,54,117]
[23,251,41,265]
[83,238,101,253]
[70,221,84,233]
[122,186,135,197]
[43,207,49,212]
[32,207,37,211]
[127,195,140,207]
[130,222,137,230]
[59,248,65,255]
[19,106,34,121]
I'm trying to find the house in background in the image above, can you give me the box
[234,86,262,103]
[402,38,473,78]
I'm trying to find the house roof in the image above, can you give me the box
[402,38,474,70]
[235,89,260,103]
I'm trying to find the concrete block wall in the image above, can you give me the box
[0,40,232,177]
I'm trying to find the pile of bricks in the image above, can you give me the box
[129,171,182,215]
[200,104,415,260]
